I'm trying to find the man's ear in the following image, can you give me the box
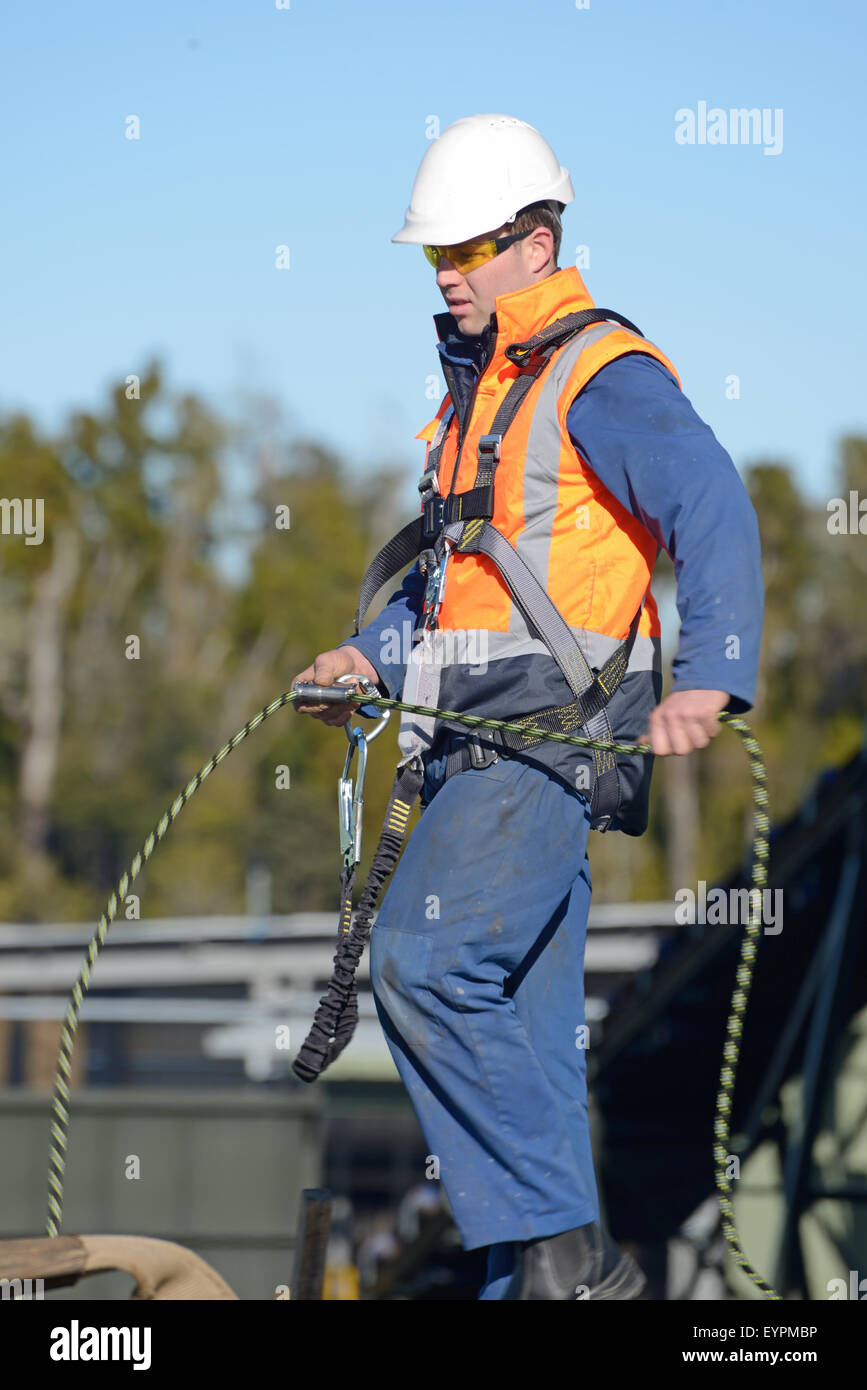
[528,225,555,267]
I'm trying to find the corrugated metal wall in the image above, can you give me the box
[0,1087,324,1300]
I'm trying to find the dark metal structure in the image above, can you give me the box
[595,733,867,1299]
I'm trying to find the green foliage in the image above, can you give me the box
[0,365,412,922]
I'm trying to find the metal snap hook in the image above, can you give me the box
[336,673,391,745]
[339,725,368,868]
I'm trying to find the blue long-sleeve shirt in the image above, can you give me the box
[341,349,763,714]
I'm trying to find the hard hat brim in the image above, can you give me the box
[392,167,574,247]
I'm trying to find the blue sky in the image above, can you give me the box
[2,0,865,510]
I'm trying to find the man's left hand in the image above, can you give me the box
[637,689,730,755]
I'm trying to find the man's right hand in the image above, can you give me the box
[291,647,383,728]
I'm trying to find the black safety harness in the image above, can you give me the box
[355,306,648,827]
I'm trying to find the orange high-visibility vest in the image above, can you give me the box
[415,266,679,647]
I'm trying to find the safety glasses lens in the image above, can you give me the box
[451,241,496,272]
[423,239,498,273]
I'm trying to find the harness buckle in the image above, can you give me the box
[477,434,501,464]
[418,468,441,509]
[422,494,444,539]
[467,734,499,769]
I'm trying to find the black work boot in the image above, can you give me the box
[503,1221,647,1300]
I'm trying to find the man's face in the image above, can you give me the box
[435,223,556,336]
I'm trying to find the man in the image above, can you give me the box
[293,114,763,1300]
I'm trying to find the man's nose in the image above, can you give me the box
[436,258,462,289]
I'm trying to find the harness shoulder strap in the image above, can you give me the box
[354,516,425,637]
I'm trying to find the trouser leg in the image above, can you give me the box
[370,753,597,1253]
[477,851,598,1298]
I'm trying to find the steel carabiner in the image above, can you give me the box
[338,725,368,869]
[336,675,392,868]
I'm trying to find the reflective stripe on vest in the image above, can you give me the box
[427,320,680,641]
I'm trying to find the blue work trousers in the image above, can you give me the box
[369,740,600,1300]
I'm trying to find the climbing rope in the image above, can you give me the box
[45,688,777,1298]
[45,687,297,1240]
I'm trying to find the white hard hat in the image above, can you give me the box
[392,114,574,246]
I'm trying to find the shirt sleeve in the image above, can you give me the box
[566,352,764,712]
[337,560,426,699]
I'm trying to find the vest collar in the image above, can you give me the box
[433,266,596,376]
[491,265,596,351]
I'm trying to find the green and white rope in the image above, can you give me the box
[44,691,777,1298]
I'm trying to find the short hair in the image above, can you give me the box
[510,199,564,266]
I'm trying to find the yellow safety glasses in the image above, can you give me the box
[423,227,533,275]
